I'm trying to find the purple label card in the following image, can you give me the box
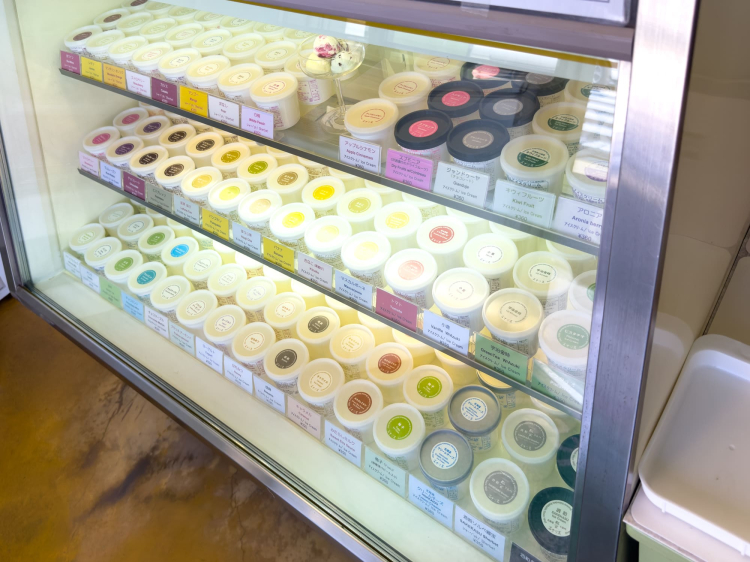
[78,151,100,176]
[375,288,418,331]
[123,172,146,200]
[151,78,178,107]
[240,105,274,139]
[60,51,81,74]
[385,149,433,192]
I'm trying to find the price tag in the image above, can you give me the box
[169,321,195,355]
[530,359,584,411]
[422,310,470,356]
[240,105,274,139]
[253,375,286,414]
[99,278,122,308]
[146,183,173,213]
[151,78,178,106]
[225,356,254,394]
[201,208,230,240]
[122,292,144,322]
[100,162,122,188]
[375,289,418,331]
[232,222,261,255]
[364,447,407,497]
[493,180,556,228]
[474,334,529,383]
[433,162,489,208]
[334,270,372,309]
[196,337,224,374]
[339,136,381,174]
[123,172,146,200]
[63,251,82,279]
[173,195,200,225]
[385,149,433,191]
[324,421,362,467]
[80,57,103,82]
[126,70,151,97]
[287,396,322,440]
[102,64,126,90]
[179,86,209,117]
[297,254,333,290]
[510,543,543,562]
[263,238,295,273]
[80,267,100,293]
[455,507,505,561]
[60,51,81,74]
[407,475,454,528]
[78,151,99,176]
[144,307,169,339]
[209,96,240,127]
[552,197,603,245]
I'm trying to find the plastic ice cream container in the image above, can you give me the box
[329,324,376,381]
[537,309,591,378]
[108,36,148,69]
[435,350,478,387]
[158,48,202,83]
[445,208,490,239]
[158,124,196,157]
[501,408,560,478]
[131,41,173,76]
[373,403,426,471]
[483,288,544,356]
[383,249,437,308]
[329,168,364,191]
[392,328,435,367]
[478,371,518,410]
[268,202,315,252]
[403,365,454,431]
[393,110,452,170]
[524,73,568,107]
[182,249,222,290]
[282,28,314,45]
[254,40,297,74]
[344,98,399,151]
[432,267,489,331]
[217,63,264,104]
[117,214,154,249]
[459,63,526,95]
[513,251,574,315]
[98,202,135,237]
[122,0,148,12]
[85,30,126,61]
[207,178,250,221]
[564,80,616,106]
[155,155,195,194]
[235,276,277,322]
[340,232,392,288]
[167,6,198,24]
[356,312,393,346]
[202,304,247,353]
[210,142,251,179]
[301,176,345,217]
[362,180,401,206]
[112,108,149,137]
[237,190,283,237]
[262,265,292,293]
[479,90,540,139]
[373,202,422,254]
[249,72,300,130]
[414,55,462,87]
[263,292,306,340]
[160,236,198,275]
[104,249,144,286]
[180,166,222,206]
[449,385,502,452]
[291,280,325,309]
[231,322,276,375]
[365,342,413,403]
[143,2,170,17]
[266,164,309,204]
[220,17,256,36]
[416,215,469,274]
[146,275,192,322]
[284,51,334,106]
[69,223,106,257]
[488,222,537,257]
[265,147,297,166]
[164,23,204,49]
[447,119,510,187]
[134,116,171,146]
[165,218,190,238]
[463,232,519,293]
[532,102,586,156]
[137,225,175,262]
[65,25,103,54]
[297,156,330,180]
[190,29,232,57]
[293,305,338,358]
[528,487,574,562]
[191,230,214,250]
[116,12,154,37]
[304,216,351,269]
[297,358,345,417]
[419,429,474,501]
[567,270,596,314]
[83,126,121,161]
[565,149,608,205]
[234,252,264,278]
[184,133,224,168]
[253,22,285,43]
[470,457,530,534]
[336,189,383,234]
[402,192,445,220]
[378,71,431,118]
[207,263,246,305]
[545,240,597,278]
[126,261,167,302]
[557,434,580,489]
[139,17,177,43]
[175,289,218,334]
[146,208,166,226]
[192,11,224,30]
[325,295,358,326]
[185,54,231,94]
[427,80,484,126]
[211,241,235,264]
[333,379,384,443]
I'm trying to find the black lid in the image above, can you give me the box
[556,434,580,489]
[427,81,484,119]
[524,73,569,97]
[394,110,454,151]
[528,487,575,557]
[446,119,510,163]
[460,62,527,91]
[479,90,540,128]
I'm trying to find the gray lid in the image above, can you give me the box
[448,385,502,436]
[419,429,474,487]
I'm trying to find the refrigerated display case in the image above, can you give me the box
[0,0,699,561]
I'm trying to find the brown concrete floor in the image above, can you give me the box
[0,296,356,562]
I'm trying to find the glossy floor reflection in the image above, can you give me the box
[0,297,355,562]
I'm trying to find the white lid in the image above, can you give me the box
[265,146,294,160]
[207,264,246,297]
[86,30,126,55]
[253,22,284,37]
[65,26,102,49]
[263,292,306,329]
[392,328,433,355]
[565,149,609,197]
[254,41,297,70]
[137,225,175,256]
[185,133,224,161]
[212,240,234,257]
[115,13,153,34]
[413,56,461,76]
[334,380,384,429]
[236,153,278,184]
[529,396,569,419]
[356,311,389,335]
[250,72,298,103]
[238,190,283,224]
[373,403,426,458]
[269,203,316,240]
[122,0,147,12]
[374,202,422,239]
[344,98,399,136]
[134,115,171,141]
[483,288,544,339]
[218,63,264,92]
[568,270,596,313]
[296,306,341,346]
[402,192,440,210]
[463,233,519,278]
[325,295,354,314]
[336,188,383,224]
[488,222,535,243]
[263,265,289,285]
[433,267,490,315]
[83,126,120,155]
[180,167,223,198]
[512,251,574,299]
[193,10,224,26]
[416,215,469,256]
[378,71,431,106]
[501,408,560,465]
[446,207,488,227]
[190,29,232,56]
[175,289,218,327]
[158,48,202,75]
[84,237,123,268]
[150,275,193,312]
[167,6,198,23]
[545,239,596,263]
[470,458,531,523]
[108,36,148,61]
[98,202,134,230]
[129,146,169,175]
[329,324,376,365]
[403,365,454,413]
[297,359,345,406]
[182,250,222,282]
[117,214,154,242]
[161,236,198,267]
[301,176,345,211]
[366,343,413,387]
[222,32,265,59]
[158,124,196,149]
[341,232,392,273]
[127,261,167,296]
[203,304,247,344]
[499,134,569,181]
[104,249,144,283]
[70,223,106,253]
[267,164,309,196]
[538,309,592,368]
[329,168,358,182]
[164,23,204,48]
[532,102,586,142]
[208,178,251,211]
[186,55,231,84]
[155,156,196,187]
[235,276,277,311]
[210,142,251,172]
[263,339,310,383]
[144,1,170,16]
[235,252,262,272]
[283,28,314,44]
[291,280,322,302]
[113,108,149,133]
[220,17,256,35]
[139,17,177,41]
[304,216,352,254]
[132,42,173,70]
[231,322,276,362]
[384,248,438,292]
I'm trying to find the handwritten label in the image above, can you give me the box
[151,78,178,106]
[169,321,195,355]
[225,356,254,394]
[80,267,100,293]
[408,475,454,528]
[63,252,82,279]
[339,136,381,174]
[146,183,173,213]
[196,337,224,374]
[126,70,151,97]
[173,195,200,225]
[375,289,417,331]
[455,506,505,561]
[298,254,333,290]
[122,292,144,322]
[530,359,584,412]
[179,86,209,117]
[510,543,543,562]
[99,278,122,308]
[474,334,529,384]
[240,105,274,139]
[364,447,407,497]
[334,270,372,309]
[209,96,240,127]
[103,63,126,89]
[60,51,81,74]
[254,375,286,414]
[201,208,230,240]
[100,162,122,188]
[78,151,100,176]
[263,238,295,273]
[145,307,169,338]
[422,310,470,355]
[552,197,603,245]
[385,149,433,191]
[434,162,489,208]
[324,421,363,467]
[80,57,103,82]
[494,180,556,228]
[287,397,322,440]
[123,172,146,200]
[232,222,261,255]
